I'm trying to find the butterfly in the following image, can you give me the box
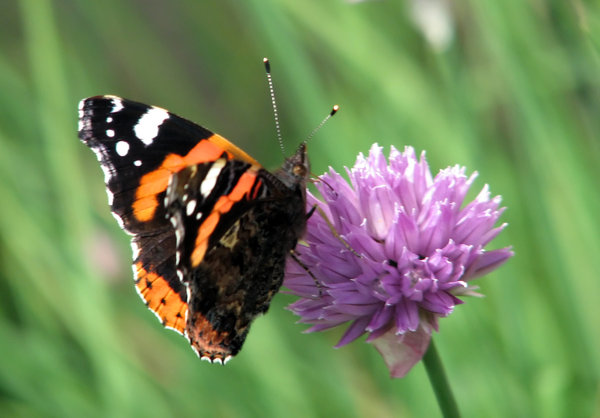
[78,94,310,364]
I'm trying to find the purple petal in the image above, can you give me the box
[364,186,396,240]
[420,201,454,255]
[396,210,421,254]
[366,304,394,332]
[479,222,508,247]
[336,316,371,347]
[394,299,420,332]
[420,291,457,315]
[466,247,514,278]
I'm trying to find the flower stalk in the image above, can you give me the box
[423,339,460,418]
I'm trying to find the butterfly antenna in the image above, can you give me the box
[303,105,340,145]
[264,58,285,155]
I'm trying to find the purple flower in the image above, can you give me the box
[285,144,513,377]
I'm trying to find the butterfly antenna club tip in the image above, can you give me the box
[304,105,340,144]
[264,57,285,155]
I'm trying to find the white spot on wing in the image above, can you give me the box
[106,189,114,206]
[170,214,184,247]
[132,263,141,283]
[200,158,226,197]
[134,107,169,145]
[106,116,113,123]
[186,199,196,216]
[134,160,142,167]
[116,141,130,156]
[78,99,89,134]
[131,241,140,260]
[106,129,115,137]
[99,160,113,184]
[111,211,126,232]
[111,98,124,113]
[165,177,174,205]
[175,227,182,246]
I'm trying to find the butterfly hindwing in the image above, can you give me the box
[132,230,188,334]
[164,161,308,360]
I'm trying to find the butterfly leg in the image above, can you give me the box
[311,204,361,258]
[289,250,324,298]
[305,204,317,220]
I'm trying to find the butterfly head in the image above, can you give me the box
[276,142,310,189]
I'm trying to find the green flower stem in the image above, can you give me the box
[423,339,460,418]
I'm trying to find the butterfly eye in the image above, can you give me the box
[293,164,307,178]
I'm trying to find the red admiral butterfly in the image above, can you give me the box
[78,94,313,364]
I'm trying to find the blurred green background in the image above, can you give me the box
[1,0,599,417]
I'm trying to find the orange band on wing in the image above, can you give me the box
[134,262,188,333]
[207,134,259,166]
[190,170,260,267]
[190,212,219,267]
[133,136,240,222]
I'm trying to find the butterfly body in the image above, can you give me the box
[78,95,308,363]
